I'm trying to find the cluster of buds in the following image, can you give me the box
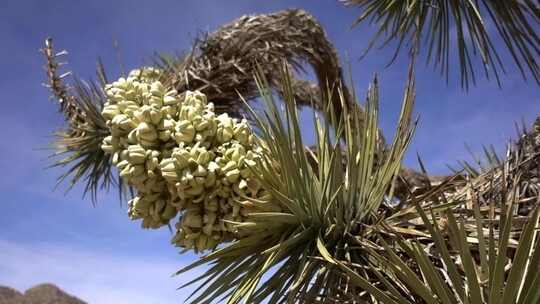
[101,68,181,228]
[101,68,279,252]
[167,141,278,251]
[159,92,280,252]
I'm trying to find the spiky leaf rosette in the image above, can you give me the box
[343,0,540,89]
[320,178,540,303]
[317,94,540,303]
[174,63,417,303]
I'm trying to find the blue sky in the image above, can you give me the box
[0,1,538,303]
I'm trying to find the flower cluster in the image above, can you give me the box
[101,68,278,252]
[101,68,177,229]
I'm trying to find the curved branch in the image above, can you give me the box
[164,10,356,123]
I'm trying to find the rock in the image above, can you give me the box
[0,286,24,304]
[0,284,86,304]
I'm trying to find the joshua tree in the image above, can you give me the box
[42,7,539,304]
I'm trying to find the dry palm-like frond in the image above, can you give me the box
[157,9,353,120]
[175,62,417,304]
[343,0,540,89]
[42,38,126,203]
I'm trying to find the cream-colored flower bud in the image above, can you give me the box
[221,161,237,173]
[119,165,132,179]
[193,177,206,188]
[202,224,213,236]
[116,159,130,170]
[146,157,159,172]
[196,150,213,165]
[120,149,129,160]
[112,115,135,131]
[195,234,208,252]
[230,201,241,218]
[178,106,194,121]
[193,165,207,177]
[128,145,147,164]
[102,104,121,120]
[204,198,219,212]
[244,158,257,168]
[160,161,177,181]
[217,113,233,127]
[204,171,216,188]
[194,118,211,132]
[130,164,145,176]
[101,136,116,153]
[116,77,128,89]
[109,93,124,104]
[161,105,177,117]
[216,127,233,143]
[119,137,130,148]
[158,130,171,142]
[136,122,158,142]
[203,212,217,225]
[163,92,177,104]
[174,120,195,144]
[217,186,231,198]
[161,203,177,221]
[121,99,140,110]
[185,90,207,106]
[231,146,246,163]
[237,179,248,191]
[171,150,188,170]
[125,89,137,100]
[183,212,202,228]
[138,139,156,148]
[233,120,251,143]
[148,96,163,107]
[182,238,195,249]
[185,185,204,196]
[240,167,253,179]
[134,105,162,125]
[150,81,165,97]
[179,169,194,184]
[111,152,121,165]
[126,129,137,144]
[101,143,115,154]
[160,119,175,131]
[225,169,240,183]
[150,110,162,125]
